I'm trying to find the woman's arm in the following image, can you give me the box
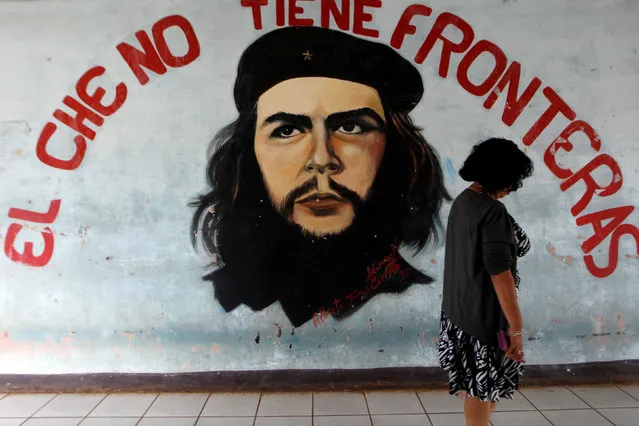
[491,271,522,332]
[483,205,526,362]
[491,271,525,362]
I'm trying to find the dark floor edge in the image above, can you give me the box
[2,360,638,393]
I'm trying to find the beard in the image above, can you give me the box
[275,176,364,223]
[204,169,431,327]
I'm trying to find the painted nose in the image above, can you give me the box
[304,129,342,175]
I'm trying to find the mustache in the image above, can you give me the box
[278,177,364,217]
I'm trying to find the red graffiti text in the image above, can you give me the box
[4,15,200,268]
[242,0,382,37]
[391,5,638,278]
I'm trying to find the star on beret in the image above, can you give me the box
[233,26,424,113]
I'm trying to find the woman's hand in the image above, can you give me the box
[506,333,525,363]
[490,270,526,363]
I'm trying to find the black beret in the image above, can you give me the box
[233,26,424,113]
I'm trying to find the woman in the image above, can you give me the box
[438,138,534,426]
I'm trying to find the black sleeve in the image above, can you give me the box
[481,203,515,276]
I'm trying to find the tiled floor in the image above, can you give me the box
[0,385,637,425]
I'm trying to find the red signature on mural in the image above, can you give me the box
[242,0,639,279]
[3,15,201,268]
[312,243,410,327]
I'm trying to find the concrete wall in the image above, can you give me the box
[1,0,638,374]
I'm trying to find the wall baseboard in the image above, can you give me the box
[2,360,638,393]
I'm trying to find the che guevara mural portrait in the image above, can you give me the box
[1,0,637,377]
[189,26,449,328]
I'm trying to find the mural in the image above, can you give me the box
[189,26,449,328]
[1,0,638,375]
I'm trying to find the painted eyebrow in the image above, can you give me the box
[325,108,386,132]
[260,113,313,130]
[260,108,386,131]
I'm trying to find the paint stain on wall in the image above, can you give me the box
[417,332,426,349]
[77,225,90,246]
[255,332,260,344]
[443,158,457,183]
[617,314,625,335]
[152,337,163,353]
[121,331,136,343]
[591,315,610,345]
[77,225,90,238]
[625,254,639,260]
[0,332,79,357]
[546,243,575,265]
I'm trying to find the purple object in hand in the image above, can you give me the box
[497,330,510,352]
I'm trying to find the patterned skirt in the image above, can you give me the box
[437,311,523,402]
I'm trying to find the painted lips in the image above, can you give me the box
[296,193,347,215]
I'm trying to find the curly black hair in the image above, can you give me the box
[459,138,534,195]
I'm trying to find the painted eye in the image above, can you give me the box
[272,125,302,138]
[337,123,364,134]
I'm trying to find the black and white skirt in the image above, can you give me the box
[437,311,523,402]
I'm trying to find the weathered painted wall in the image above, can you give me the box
[1,0,638,374]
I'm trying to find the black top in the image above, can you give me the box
[442,189,516,345]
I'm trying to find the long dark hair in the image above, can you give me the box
[190,107,451,265]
